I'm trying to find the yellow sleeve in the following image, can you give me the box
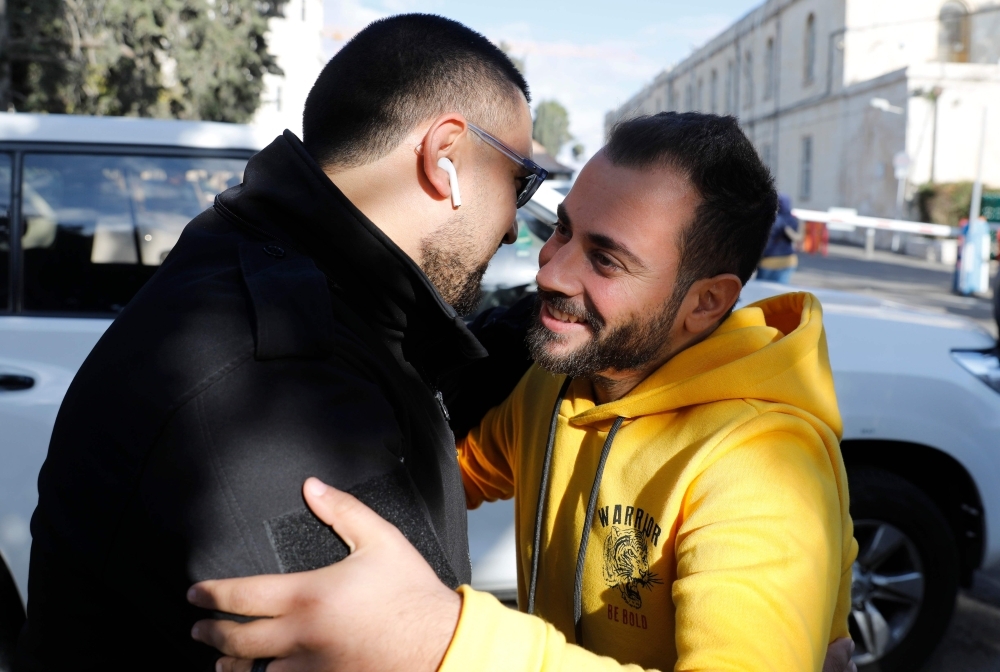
[456,381,521,509]
[673,430,846,672]
[440,587,657,672]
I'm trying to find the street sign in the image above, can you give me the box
[982,191,1000,223]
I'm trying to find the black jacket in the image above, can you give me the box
[16,132,494,670]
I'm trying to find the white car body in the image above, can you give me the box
[0,114,266,602]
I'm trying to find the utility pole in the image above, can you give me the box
[970,106,988,222]
[929,86,942,184]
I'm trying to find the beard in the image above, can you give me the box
[419,211,494,317]
[526,290,683,379]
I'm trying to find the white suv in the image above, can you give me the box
[0,114,265,666]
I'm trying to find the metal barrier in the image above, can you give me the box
[791,208,957,259]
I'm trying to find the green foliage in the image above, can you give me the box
[533,99,571,158]
[7,0,287,122]
[916,182,998,225]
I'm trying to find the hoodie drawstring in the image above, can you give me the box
[527,377,572,615]
[573,415,624,645]
[526,375,625,648]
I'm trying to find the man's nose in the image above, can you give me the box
[501,218,518,246]
[536,238,583,297]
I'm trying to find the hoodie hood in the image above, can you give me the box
[570,292,842,437]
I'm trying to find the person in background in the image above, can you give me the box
[757,194,803,284]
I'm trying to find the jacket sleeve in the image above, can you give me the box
[672,429,850,672]
[439,587,656,672]
[455,382,521,509]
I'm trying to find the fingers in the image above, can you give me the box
[214,657,255,672]
[822,637,856,672]
[302,478,401,552]
[192,617,294,660]
[188,573,306,617]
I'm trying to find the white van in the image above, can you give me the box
[0,114,267,666]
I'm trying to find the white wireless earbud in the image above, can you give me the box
[437,157,462,208]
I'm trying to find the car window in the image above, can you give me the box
[0,154,11,311]
[21,153,245,313]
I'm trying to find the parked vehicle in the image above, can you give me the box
[467,183,1000,672]
[0,114,266,668]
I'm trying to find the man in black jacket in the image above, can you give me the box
[16,14,541,671]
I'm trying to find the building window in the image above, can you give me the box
[685,83,693,110]
[668,84,676,110]
[804,14,816,84]
[764,37,775,100]
[800,136,813,201]
[939,2,970,62]
[762,143,773,172]
[725,61,734,114]
[743,51,754,108]
[710,70,718,113]
[697,77,704,111]
[302,0,307,20]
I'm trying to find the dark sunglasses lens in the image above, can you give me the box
[516,175,540,208]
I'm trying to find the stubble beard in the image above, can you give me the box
[420,211,493,317]
[526,290,682,380]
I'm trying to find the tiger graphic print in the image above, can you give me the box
[602,525,662,608]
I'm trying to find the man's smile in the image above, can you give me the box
[539,300,592,335]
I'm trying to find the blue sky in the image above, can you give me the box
[322,0,761,163]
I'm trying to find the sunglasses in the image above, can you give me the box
[467,122,548,208]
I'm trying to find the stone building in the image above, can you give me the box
[252,0,326,138]
[606,0,1000,219]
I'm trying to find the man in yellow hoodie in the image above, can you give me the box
[188,112,857,672]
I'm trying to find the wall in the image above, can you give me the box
[253,0,326,138]
[607,0,1000,219]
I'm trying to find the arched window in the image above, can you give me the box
[804,14,816,84]
[744,51,754,108]
[710,69,718,113]
[764,37,775,100]
[939,2,970,62]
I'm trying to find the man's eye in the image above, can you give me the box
[555,223,570,238]
[593,252,620,271]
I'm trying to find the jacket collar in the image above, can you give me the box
[216,130,487,378]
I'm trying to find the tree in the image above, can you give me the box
[533,99,571,158]
[5,0,287,122]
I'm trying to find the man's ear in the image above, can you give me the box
[682,273,743,335]
[418,114,468,203]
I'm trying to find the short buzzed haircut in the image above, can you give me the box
[302,14,530,168]
[606,113,777,295]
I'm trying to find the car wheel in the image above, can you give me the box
[848,467,959,672]
[0,557,24,672]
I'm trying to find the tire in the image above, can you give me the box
[848,466,959,672]
[0,557,24,672]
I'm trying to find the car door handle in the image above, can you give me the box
[0,374,34,391]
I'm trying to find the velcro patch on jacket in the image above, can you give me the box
[264,469,458,588]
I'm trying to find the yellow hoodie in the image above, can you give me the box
[443,292,857,672]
